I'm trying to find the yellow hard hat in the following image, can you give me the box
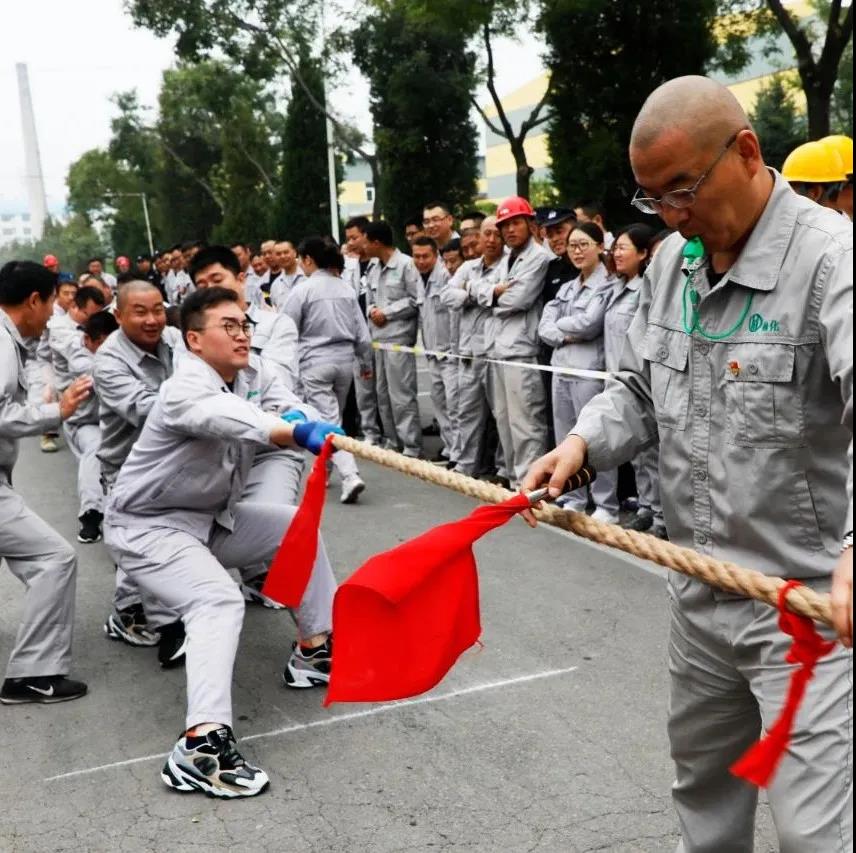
[820,135,853,178]
[782,140,847,184]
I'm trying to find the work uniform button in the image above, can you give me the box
[695,532,708,545]
[696,343,710,356]
[694,405,707,418]
[695,469,707,481]
[656,346,669,360]
[748,363,759,375]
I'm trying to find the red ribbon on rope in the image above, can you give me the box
[730,579,837,788]
[261,436,335,607]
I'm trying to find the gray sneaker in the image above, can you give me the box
[104,604,159,647]
[161,726,269,799]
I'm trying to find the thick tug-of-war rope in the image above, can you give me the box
[330,435,833,628]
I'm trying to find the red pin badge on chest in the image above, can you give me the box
[728,360,741,377]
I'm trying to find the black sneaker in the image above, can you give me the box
[283,637,332,688]
[77,510,103,544]
[0,675,88,705]
[162,725,269,799]
[624,511,654,532]
[158,620,187,669]
[105,603,159,647]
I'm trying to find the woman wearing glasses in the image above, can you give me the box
[537,222,619,521]
[604,224,666,538]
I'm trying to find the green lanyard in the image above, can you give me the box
[680,237,753,341]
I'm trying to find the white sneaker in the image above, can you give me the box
[591,507,620,524]
[340,474,365,504]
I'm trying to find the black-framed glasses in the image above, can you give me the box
[631,129,745,215]
[191,318,256,338]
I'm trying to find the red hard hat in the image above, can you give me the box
[116,255,131,266]
[43,254,59,268]
[495,196,535,225]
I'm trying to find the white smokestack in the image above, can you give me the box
[16,63,49,241]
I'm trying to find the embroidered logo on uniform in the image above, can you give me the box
[246,390,260,399]
[748,313,780,333]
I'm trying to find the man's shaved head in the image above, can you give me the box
[631,76,750,154]
[116,280,161,312]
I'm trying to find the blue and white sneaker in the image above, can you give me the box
[161,726,269,799]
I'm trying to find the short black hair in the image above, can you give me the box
[460,210,486,224]
[364,220,395,247]
[116,271,138,285]
[573,221,605,245]
[441,238,462,254]
[180,286,240,345]
[423,200,451,215]
[189,245,241,283]
[404,216,424,230]
[87,256,105,266]
[75,286,107,310]
[56,278,79,293]
[82,310,119,342]
[575,200,606,221]
[181,240,206,253]
[344,216,370,234]
[0,261,57,306]
[411,236,438,253]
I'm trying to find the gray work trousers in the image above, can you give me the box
[354,352,381,442]
[427,355,459,460]
[0,480,77,679]
[669,576,852,853]
[375,348,422,457]
[104,501,337,730]
[552,376,619,514]
[633,443,663,522]
[63,422,104,515]
[454,358,492,476]
[300,363,359,480]
[489,358,548,487]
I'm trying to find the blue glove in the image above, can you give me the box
[292,421,345,455]
[281,409,308,424]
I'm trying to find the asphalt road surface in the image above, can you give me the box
[0,425,780,852]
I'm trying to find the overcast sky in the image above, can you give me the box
[0,0,546,214]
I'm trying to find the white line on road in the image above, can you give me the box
[43,666,579,783]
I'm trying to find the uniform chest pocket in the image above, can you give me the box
[724,343,805,447]
[640,327,690,431]
[381,272,406,303]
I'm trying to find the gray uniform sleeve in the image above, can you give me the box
[817,240,854,534]
[353,301,373,367]
[0,337,61,436]
[570,269,660,469]
[93,352,158,428]
[257,360,321,422]
[280,288,304,333]
[383,261,424,320]
[494,250,550,316]
[555,290,608,340]
[441,265,471,310]
[260,315,300,392]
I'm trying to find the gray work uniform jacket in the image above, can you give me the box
[94,326,183,484]
[573,172,853,579]
[65,344,99,427]
[246,304,299,393]
[475,238,552,359]
[420,261,453,353]
[271,270,306,312]
[281,269,372,373]
[365,249,424,345]
[47,312,81,392]
[442,257,502,358]
[105,352,314,540]
[603,275,643,374]
[538,263,611,373]
[0,310,62,481]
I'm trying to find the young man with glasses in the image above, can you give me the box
[524,75,852,851]
[102,286,344,798]
[422,201,457,250]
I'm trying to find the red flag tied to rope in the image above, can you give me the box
[730,580,837,788]
[261,437,335,607]
[323,494,530,705]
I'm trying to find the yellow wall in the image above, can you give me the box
[340,180,369,205]
[485,133,550,177]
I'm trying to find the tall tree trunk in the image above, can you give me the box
[805,87,832,139]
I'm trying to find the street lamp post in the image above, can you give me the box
[104,192,155,257]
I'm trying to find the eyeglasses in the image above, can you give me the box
[422,216,448,225]
[192,319,256,338]
[568,240,597,251]
[631,130,744,215]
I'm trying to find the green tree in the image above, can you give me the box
[272,49,339,240]
[539,0,727,225]
[831,37,853,134]
[0,215,108,273]
[749,74,807,169]
[351,2,478,233]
